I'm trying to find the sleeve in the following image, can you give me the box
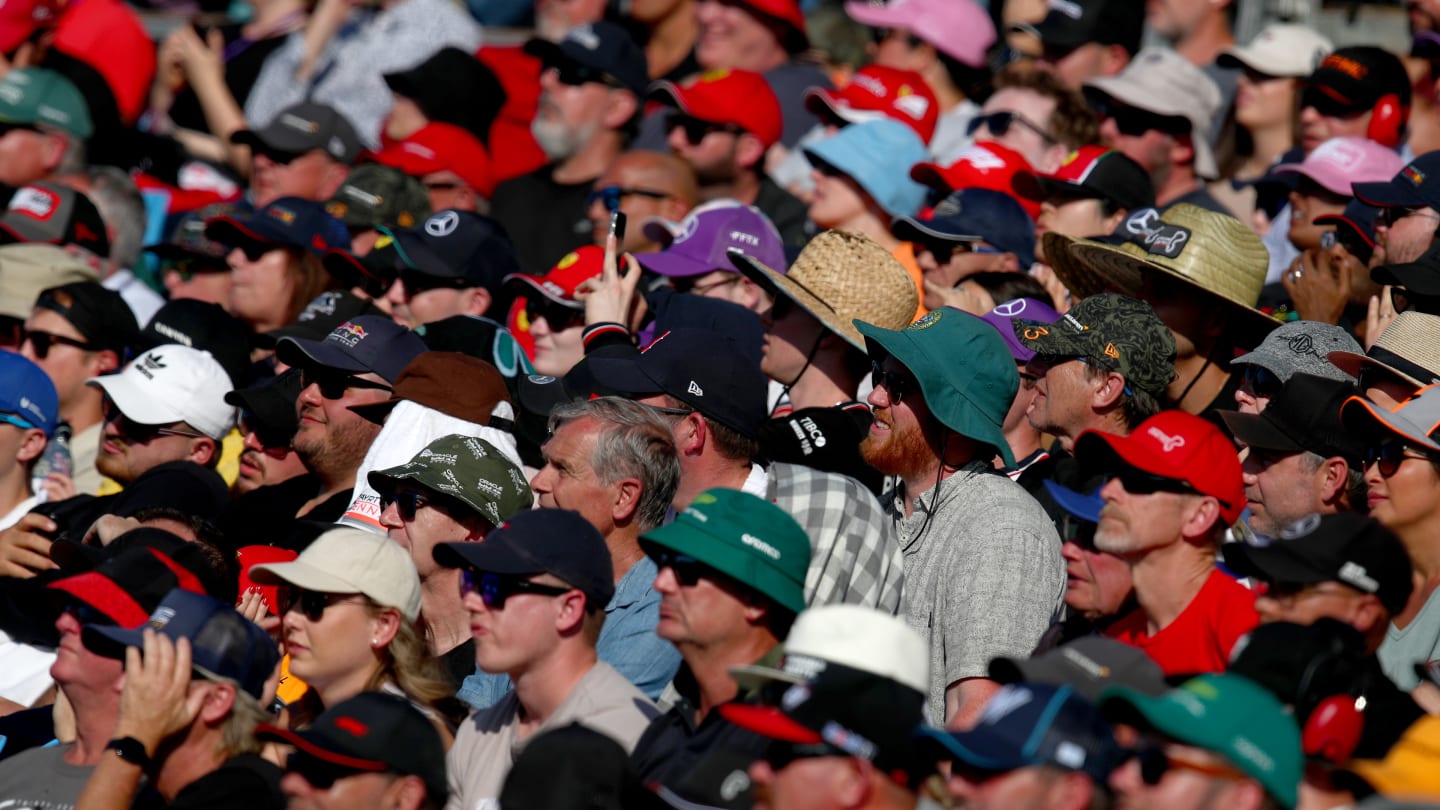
[598,598,682,700]
[444,724,472,810]
[242,32,309,128]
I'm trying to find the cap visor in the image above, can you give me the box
[891,216,982,244]
[431,540,545,576]
[1220,541,1332,583]
[47,573,150,628]
[274,336,371,375]
[1327,349,1425,388]
[717,703,822,743]
[205,216,284,253]
[256,723,392,772]
[1218,410,1305,453]
[504,273,579,307]
[585,356,666,397]
[88,375,189,427]
[348,396,401,425]
[912,726,1037,772]
[1073,428,1175,480]
[636,250,726,279]
[516,373,575,419]
[1353,179,1430,208]
[248,559,370,593]
[1372,262,1440,296]
[909,162,951,191]
[1042,480,1104,522]
[1340,394,1440,452]
[80,624,141,661]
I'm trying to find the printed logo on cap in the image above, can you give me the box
[336,717,369,737]
[1279,513,1322,539]
[993,299,1032,317]
[425,211,459,237]
[268,205,297,225]
[741,532,781,560]
[909,309,943,330]
[894,93,930,120]
[1404,164,1426,187]
[280,113,321,134]
[1050,0,1084,18]
[1145,426,1185,452]
[135,353,168,381]
[146,606,177,629]
[687,380,704,396]
[330,321,368,348]
[728,229,760,248]
[850,73,888,99]
[567,23,600,51]
[9,185,56,221]
[1123,209,1190,258]
[1281,332,1323,358]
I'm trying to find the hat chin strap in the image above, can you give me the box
[770,325,830,417]
[1171,353,1214,412]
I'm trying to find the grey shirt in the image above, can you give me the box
[0,743,94,809]
[884,461,1064,722]
[1379,587,1440,690]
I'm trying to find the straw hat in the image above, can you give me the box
[1045,204,1280,347]
[1328,311,1440,387]
[729,229,918,350]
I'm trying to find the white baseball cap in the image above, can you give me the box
[87,345,236,440]
[731,604,928,694]
[249,527,422,622]
[1218,23,1333,79]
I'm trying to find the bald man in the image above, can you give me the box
[586,151,698,253]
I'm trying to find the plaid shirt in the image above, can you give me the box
[767,462,904,615]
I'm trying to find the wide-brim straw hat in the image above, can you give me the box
[1044,204,1280,348]
[729,229,918,351]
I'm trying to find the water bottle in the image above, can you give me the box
[32,423,72,502]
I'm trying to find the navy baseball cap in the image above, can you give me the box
[587,328,767,439]
[204,197,350,260]
[892,188,1036,267]
[432,509,615,609]
[0,350,56,435]
[275,314,427,384]
[391,210,520,292]
[82,588,280,698]
[1314,197,1380,264]
[916,683,1125,784]
[1352,152,1440,210]
[523,21,649,97]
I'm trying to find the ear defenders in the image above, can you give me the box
[1367,93,1409,149]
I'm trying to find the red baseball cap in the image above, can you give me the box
[503,245,604,306]
[651,69,783,149]
[365,122,495,199]
[804,65,938,144]
[0,0,61,53]
[1074,410,1245,525]
[911,141,1041,219]
[738,0,805,36]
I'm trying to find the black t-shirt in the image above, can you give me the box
[33,461,228,545]
[441,638,476,692]
[758,403,882,494]
[490,165,594,277]
[217,474,321,553]
[164,754,285,810]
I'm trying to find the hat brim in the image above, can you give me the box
[79,624,141,662]
[912,726,1037,772]
[636,249,729,279]
[431,539,545,577]
[891,216,983,244]
[503,273,582,307]
[248,559,369,593]
[1372,261,1440,296]
[274,335,371,375]
[729,248,864,350]
[1073,428,1176,481]
[1042,479,1103,522]
[1220,541,1332,584]
[256,723,392,772]
[1218,409,1305,453]
[46,572,150,628]
[1353,179,1432,209]
[86,375,193,432]
[1340,393,1440,452]
[718,703,821,744]
[204,216,292,254]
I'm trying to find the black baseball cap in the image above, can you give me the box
[264,290,383,347]
[83,588,280,698]
[433,509,614,609]
[587,328,767,439]
[523,20,649,97]
[275,314,427,384]
[205,197,350,260]
[1224,513,1414,615]
[231,101,363,164]
[1353,152,1440,210]
[141,299,257,387]
[1219,373,1365,463]
[989,636,1167,702]
[47,531,229,629]
[391,210,520,291]
[0,182,110,257]
[1303,47,1412,117]
[1024,0,1144,55]
[258,691,449,803]
[383,47,507,144]
[225,368,302,449]
[1314,198,1380,265]
[35,281,138,354]
[1017,145,1156,213]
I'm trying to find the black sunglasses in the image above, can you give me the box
[1364,440,1436,477]
[1113,468,1207,500]
[60,598,115,627]
[524,296,585,330]
[239,412,295,450]
[253,144,303,166]
[1100,103,1189,137]
[666,113,742,146]
[762,738,838,770]
[870,361,917,405]
[275,585,357,622]
[1380,206,1440,229]
[299,367,393,401]
[648,548,713,587]
[24,328,93,359]
[1240,365,1283,399]
[1129,746,1247,786]
[380,489,431,522]
[286,751,376,789]
[965,111,1057,144]
[459,570,572,609]
[553,61,623,89]
[398,267,472,296]
[102,400,205,442]
[586,184,669,213]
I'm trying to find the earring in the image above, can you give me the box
[371,638,379,647]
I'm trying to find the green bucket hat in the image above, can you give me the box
[1100,673,1303,809]
[640,488,811,614]
[0,68,93,140]
[368,434,533,527]
[1013,293,1177,398]
[855,308,1018,467]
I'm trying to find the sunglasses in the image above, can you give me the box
[552,62,623,89]
[24,328,94,359]
[762,738,838,770]
[380,489,432,522]
[666,113,742,146]
[253,144,303,166]
[275,585,359,622]
[1240,365,1283,399]
[239,412,294,450]
[102,400,205,442]
[286,751,377,789]
[299,367,393,401]
[459,570,572,609]
[161,255,229,281]
[586,184,670,213]
[1112,468,1206,500]
[524,296,585,330]
[398,268,472,296]
[60,598,115,627]
[868,27,925,48]
[1129,746,1249,786]
[870,361,918,405]
[1380,206,1440,229]
[672,274,742,296]
[648,548,712,587]
[1364,440,1436,477]
[1100,103,1189,138]
[965,111,1057,145]
[913,239,1002,262]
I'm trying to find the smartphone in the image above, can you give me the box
[609,210,627,245]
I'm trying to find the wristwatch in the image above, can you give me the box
[106,737,152,769]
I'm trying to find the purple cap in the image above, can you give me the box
[979,297,1060,362]
[637,199,786,279]
[1272,136,1403,197]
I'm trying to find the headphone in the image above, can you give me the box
[1367,93,1409,149]
[1293,624,1369,764]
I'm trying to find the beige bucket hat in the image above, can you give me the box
[1045,204,1280,348]
[729,229,918,351]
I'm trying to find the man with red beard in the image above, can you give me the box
[855,308,1063,726]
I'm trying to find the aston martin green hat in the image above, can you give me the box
[855,307,1018,467]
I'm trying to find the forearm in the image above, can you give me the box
[75,747,146,810]
[186,70,251,174]
[944,677,1002,729]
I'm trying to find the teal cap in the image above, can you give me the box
[0,68,92,140]
[640,488,811,613]
[1100,673,1303,809]
[855,307,1019,467]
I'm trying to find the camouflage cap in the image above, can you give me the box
[367,434,532,527]
[326,164,432,231]
[1013,293,1177,397]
